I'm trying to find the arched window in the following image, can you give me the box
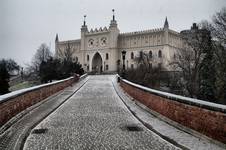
[149,51,152,58]
[106,64,109,70]
[106,53,109,60]
[158,63,162,69]
[139,51,143,59]
[87,55,89,61]
[158,50,162,58]
[131,52,134,59]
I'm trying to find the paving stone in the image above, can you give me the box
[24,75,179,150]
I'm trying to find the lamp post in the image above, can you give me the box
[121,50,126,78]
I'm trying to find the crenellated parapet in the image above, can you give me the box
[119,28,164,37]
[86,26,109,35]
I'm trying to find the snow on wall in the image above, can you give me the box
[120,76,226,113]
[0,77,73,103]
[0,74,87,103]
[119,76,226,143]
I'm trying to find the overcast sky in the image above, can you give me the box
[0,0,225,66]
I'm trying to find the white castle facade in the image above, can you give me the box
[55,11,183,73]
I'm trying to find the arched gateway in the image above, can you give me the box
[92,52,103,73]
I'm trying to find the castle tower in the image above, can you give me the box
[81,15,88,51]
[109,9,119,48]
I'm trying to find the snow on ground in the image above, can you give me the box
[113,77,225,150]
[24,75,179,150]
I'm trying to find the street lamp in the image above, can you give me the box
[121,50,126,78]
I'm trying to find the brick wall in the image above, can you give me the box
[0,75,81,127]
[120,79,226,144]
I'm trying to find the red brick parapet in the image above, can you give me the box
[0,74,86,127]
[119,78,226,144]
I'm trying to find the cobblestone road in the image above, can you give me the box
[24,75,180,150]
[0,77,88,150]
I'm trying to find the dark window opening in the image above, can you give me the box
[106,53,109,60]
[158,50,162,58]
[149,51,152,58]
[131,52,134,59]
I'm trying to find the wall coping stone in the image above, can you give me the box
[0,76,76,104]
[120,77,226,113]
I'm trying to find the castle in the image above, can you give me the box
[55,10,183,73]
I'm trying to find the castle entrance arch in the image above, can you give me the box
[92,52,103,73]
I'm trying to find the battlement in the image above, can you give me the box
[119,28,164,36]
[57,39,81,45]
[86,27,109,35]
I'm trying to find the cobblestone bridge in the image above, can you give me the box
[0,75,224,150]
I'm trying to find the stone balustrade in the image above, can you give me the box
[119,77,226,144]
[0,74,86,127]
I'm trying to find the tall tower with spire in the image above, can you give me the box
[109,9,117,28]
[109,9,119,49]
[81,15,88,51]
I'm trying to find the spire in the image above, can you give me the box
[164,17,169,29]
[83,15,86,26]
[110,9,117,28]
[55,33,59,42]
[81,15,88,32]
[112,9,115,21]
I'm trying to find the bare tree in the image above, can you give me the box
[57,42,75,62]
[199,8,226,102]
[27,43,52,77]
[124,51,164,88]
[134,51,153,72]
[209,8,226,102]
[212,7,226,43]
[171,28,208,98]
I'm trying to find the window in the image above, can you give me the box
[158,63,162,69]
[131,52,134,59]
[87,65,89,71]
[158,50,162,58]
[150,63,152,69]
[87,55,89,61]
[174,54,176,59]
[88,39,94,47]
[106,64,109,70]
[101,37,107,46]
[149,51,152,58]
[139,51,143,59]
[106,53,109,60]
[131,64,134,69]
